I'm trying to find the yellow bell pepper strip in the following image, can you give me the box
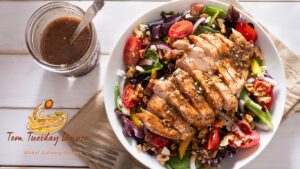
[178,132,195,160]
[131,113,143,129]
[251,58,263,76]
[151,69,157,79]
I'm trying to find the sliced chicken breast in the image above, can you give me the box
[189,35,219,59]
[215,62,239,94]
[147,95,194,140]
[135,109,181,140]
[187,47,217,72]
[152,79,201,127]
[172,39,193,51]
[210,76,238,112]
[200,33,229,54]
[215,33,234,48]
[172,69,215,125]
[189,35,239,93]
[192,70,224,111]
[230,28,247,45]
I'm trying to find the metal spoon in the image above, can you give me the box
[70,0,104,44]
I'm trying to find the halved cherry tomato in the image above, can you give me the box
[236,21,257,42]
[149,133,170,149]
[238,131,260,149]
[191,4,205,16]
[206,127,220,150]
[168,20,193,39]
[229,130,260,149]
[253,79,274,109]
[121,84,138,109]
[123,36,142,66]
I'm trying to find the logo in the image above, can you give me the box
[27,99,68,135]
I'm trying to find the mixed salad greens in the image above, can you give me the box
[114,3,276,169]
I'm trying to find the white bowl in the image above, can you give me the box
[103,0,286,168]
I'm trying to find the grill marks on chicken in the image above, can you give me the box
[147,95,194,140]
[135,109,181,140]
[152,80,202,127]
[135,30,255,140]
[172,69,215,122]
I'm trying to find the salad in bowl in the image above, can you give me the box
[104,1,285,169]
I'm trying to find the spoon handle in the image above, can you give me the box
[70,0,104,44]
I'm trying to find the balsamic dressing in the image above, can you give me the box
[40,17,91,65]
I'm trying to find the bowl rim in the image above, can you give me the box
[103,0,286,168]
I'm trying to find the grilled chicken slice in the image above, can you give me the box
[189,35,239,93]
[200,34,229,54]
[222,59,247,92]
[135,109,181,140]
[147,95,194,140]
[175,56,223,111]
[215,62,239,94]
[189,35,219,59]
[176,50,216,73]
[210,76,238,112]
[192,70,224,111]
[172,39,193,51]
[230,28,247,45]
[152,79,203,128]
[187,47,217,72]
[215,33,234,48]
[201,33,246,93]
[172,69,215,123]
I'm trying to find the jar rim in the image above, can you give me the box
[25,2,98,73]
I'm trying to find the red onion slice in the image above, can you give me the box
[247,77,255,83]
[139,58,154,66]
[156,44,172,52]
[190,155,196,169]
[263,76,278,86]
[193,17,205,33]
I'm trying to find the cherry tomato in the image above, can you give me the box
[229,131,260,149]
[168,20,194,39]
[191,4,205,16]
[149,133,170,149]
[235,21,257,42]
[253,79,274,109]
[123,36,142,66]
[206,127,220,150]
[239,131,260,148]
[121,84,138,109]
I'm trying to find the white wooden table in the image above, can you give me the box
[0,0,299,169]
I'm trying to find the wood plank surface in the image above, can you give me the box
[0,1,299,55]
[0,0,299,169]
[0,54,108,108]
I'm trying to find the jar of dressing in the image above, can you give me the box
[25,2,100,77]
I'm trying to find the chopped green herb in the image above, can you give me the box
[142,49,164,74]
[194,25,220,35]
[114,85,122,111]
[166,150,201,169]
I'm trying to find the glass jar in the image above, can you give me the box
[25,2,100,77]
